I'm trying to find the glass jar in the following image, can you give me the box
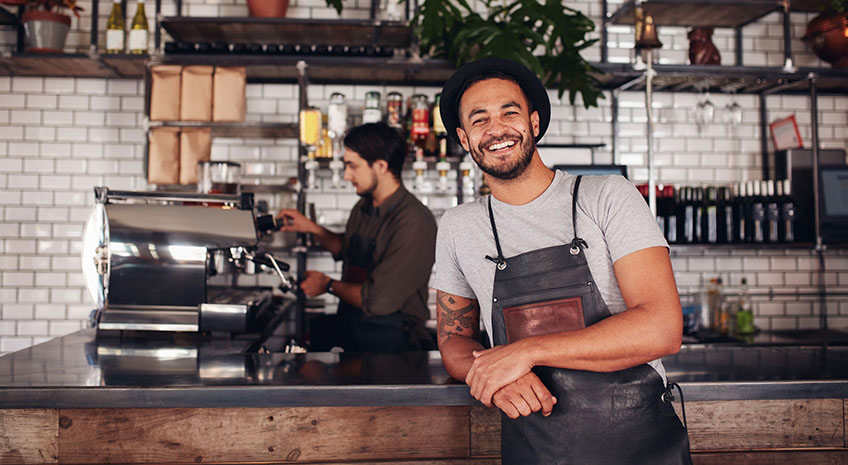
[411,94,430,142]
[363,91,382,124]
[386,91,404,129]
[299,107,322,147]
[327,92,348,139]
[197,161,241,194]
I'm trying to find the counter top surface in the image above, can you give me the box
[0,330,846,408]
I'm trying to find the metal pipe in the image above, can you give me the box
[155,0,162,52]
[295,61,310,343]
[89,0,99,55]
[782,2,792,68]
[734,27,743,66]
[15,5,23,53]
[809,72,827,333]
[601,0,609,63]
[759,93,769,180]
[611,91,620,165]
[645,50,656,216]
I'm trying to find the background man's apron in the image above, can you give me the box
[486,176,693,464]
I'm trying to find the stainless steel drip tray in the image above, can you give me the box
[98,306,199,332]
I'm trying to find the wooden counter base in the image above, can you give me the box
[2,399,846,464]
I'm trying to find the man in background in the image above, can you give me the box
[279,122,437,352]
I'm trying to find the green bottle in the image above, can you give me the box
[735,278,755,335]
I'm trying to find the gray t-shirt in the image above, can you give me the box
[432,170,670,379]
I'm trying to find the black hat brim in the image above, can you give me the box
[439,57,551,146]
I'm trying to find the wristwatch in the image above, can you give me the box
[325,278,335,295]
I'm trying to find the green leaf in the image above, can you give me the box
[325,0,343,15]
[414,0,603,108]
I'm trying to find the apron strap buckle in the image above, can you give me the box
[485,255,508,270]
[569,237,588,255]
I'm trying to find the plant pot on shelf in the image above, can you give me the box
[21,9,71,52]
[247,0,289,17]
[802,13,848,68]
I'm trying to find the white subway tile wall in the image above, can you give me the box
[1,1,848,353]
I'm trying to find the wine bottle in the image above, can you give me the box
[750,180,765,243]
[128,0,149,54]
[705,186,718,244]
[779,179,796,243]
[105,0,125,54]
[682,187,695,244]
[694,186,705,243]
[734,182,747,243]
[765,180,780,243]
[664,186,678,244]
[718,186,734,244]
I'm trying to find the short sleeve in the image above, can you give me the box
[431,210,477,299]
[594,175,668,263]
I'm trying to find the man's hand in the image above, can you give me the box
[466,341,535,407]
[277,208,318,234]
[300,270,330,297]
[492,372,557,419]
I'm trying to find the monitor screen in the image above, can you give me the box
[821,167,848,217]
[554,165,628,178]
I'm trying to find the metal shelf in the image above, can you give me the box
[608,0,782,27]
[152,54,456,85]
[148,121,298,139]
[595,62,848,95]
[0,52,146,79]
[160,17,413,48]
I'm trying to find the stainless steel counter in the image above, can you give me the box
[0,329,846,408]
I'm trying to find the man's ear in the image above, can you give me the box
[457,128,470,152]
[373,159,389,174]
[530,111,540,138]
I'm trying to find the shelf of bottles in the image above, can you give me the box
[298,90,477,201]
[639,179,799,247]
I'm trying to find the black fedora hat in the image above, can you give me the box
[439,57,551,145]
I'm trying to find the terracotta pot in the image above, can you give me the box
[247,0,290,17]
[21,9,71,53]
[802,13,848,68]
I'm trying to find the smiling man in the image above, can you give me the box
[278,122,437,352]
[431,58,694,464]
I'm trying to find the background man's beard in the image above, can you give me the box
[356,176,378,197]
[471,136,535,180]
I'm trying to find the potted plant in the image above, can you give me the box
[247,0,341,17]
[412,0,603,108]
[0,0,82,52]
[802,0,848,68]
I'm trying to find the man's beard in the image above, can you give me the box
[469,133,535,180]
[356,174,378,197]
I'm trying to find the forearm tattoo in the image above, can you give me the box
[436,290,480,344]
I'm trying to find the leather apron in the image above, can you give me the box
[487,176,693,465]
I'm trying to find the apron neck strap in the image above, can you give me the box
[485,174,589,268]
[485,195,507,269]
[571,175,588,250]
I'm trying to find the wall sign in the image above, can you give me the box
[769,115,803,151]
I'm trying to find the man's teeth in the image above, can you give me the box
[488,140,515,151]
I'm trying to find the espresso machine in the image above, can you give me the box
[82,187,297,334]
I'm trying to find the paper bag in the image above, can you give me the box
[147,127,180,184]
[180,66,214,121]
[179,127,212,184]
[149,65,182,121]
[213,67,246,122]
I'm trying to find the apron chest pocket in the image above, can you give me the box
[495,283,596,342]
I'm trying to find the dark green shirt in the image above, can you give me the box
[339,184,437,340]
